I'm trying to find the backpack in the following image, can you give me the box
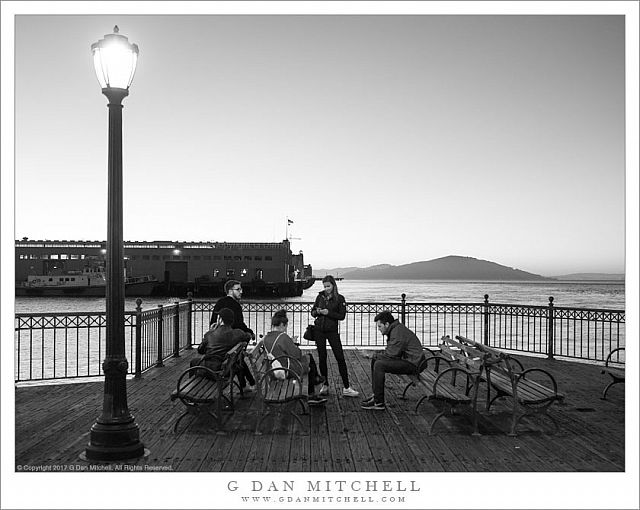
[266,332,287,380]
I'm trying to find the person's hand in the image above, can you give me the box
[318,308,329,316]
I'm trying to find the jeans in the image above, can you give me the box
[236,358,255,388]
[314,329,350,388]
[371,353,416,404]
[307,354,321,396]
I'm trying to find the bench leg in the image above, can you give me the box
[415,395,429,414]
[401,381,415,399]
[254,410,272,436]
[173,410,194,434]
[428,410,447,435]
[601,380,621,400]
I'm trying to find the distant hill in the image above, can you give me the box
[323,256,551,281]
[313,267,361,277]
[552,273,625,281]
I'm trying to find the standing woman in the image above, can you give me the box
[311,275,359,397]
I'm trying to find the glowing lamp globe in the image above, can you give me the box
[91,26,139,91]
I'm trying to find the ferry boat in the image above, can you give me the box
[15,261,158,297]
[15,238,315,298]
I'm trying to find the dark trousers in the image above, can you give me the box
[315,329,350,388]
[307,354,320,396]
[371,354,416,404]
[236,358,255,387]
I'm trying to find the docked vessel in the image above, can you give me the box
[15,238,315,298]
[15,260,158,297]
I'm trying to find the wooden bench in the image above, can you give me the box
[601,347,625,400]
[455,335,564,437]
[401,342,486,435]
[170,342,247,434]
[247,342,309,435]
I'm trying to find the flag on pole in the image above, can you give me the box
[287,219,294,225]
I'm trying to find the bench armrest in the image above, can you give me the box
[272,354,304,375]
[517,367,559,395]
[173,365,224,398]
[432,366,478,395]
[604,347,625,367]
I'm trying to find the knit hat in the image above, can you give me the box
[218,308,235,325]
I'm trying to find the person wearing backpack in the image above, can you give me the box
[262,310,327,406]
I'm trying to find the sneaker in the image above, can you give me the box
[319,384,329,396]
[361,396,375,405]
[342,387,360,398]
[308,395,328,406]
[361,401,386,410]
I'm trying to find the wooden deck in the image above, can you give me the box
[15,349,625,472]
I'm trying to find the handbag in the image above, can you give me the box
[266,333,287,380]
[303,324,315,341]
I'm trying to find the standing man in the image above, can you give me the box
[361,310,425,410]
[209,280,256,389]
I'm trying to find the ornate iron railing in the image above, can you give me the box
[14,298,192,383]
[192,294,625,362]
[15,294,624,382]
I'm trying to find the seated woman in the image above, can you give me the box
[261,309,327,406]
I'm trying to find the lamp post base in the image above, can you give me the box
[84,417,146,462]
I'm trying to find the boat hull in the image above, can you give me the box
[15,281,158,297]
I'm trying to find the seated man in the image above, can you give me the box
[361,310,425,411]
[198,307,251,378]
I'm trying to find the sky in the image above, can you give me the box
[7,11,632,276]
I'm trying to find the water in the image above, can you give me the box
[14,279,625,314]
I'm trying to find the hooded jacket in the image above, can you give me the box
[311,291,346,332]
[384,320,424,368]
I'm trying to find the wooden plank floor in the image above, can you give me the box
[15,349,625,472]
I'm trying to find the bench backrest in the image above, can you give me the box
[223,342,248,377]
[454,335,520,379]
[247,342,270,378]
[440,335,487,373]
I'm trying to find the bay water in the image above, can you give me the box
[14,279,625,314]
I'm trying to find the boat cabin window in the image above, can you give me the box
[213,269,219,278]
[244,256,252,260]
[254,256,262,261]
[226,269,235,278]
[240,268,247,277]
[152,255,160,260]
[265,256,273,261]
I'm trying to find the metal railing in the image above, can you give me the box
[15,293,625,382]
[192,294,625,362]
[14,298,192,383]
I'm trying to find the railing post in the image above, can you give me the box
[173,301,180,358]
[156,304,164,367]
[547,296,555,359]
[185,292,193,350]
[134,298,142,378]
[401,293,406,324]
[483,294,490,346]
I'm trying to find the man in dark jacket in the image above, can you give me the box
[200,307,251,372]
[361,310,425,410]
[209,280,255,340]
[208,280,255,388]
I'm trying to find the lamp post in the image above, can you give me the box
[84,26,145,462]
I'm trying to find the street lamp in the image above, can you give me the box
[84,26,145,462]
